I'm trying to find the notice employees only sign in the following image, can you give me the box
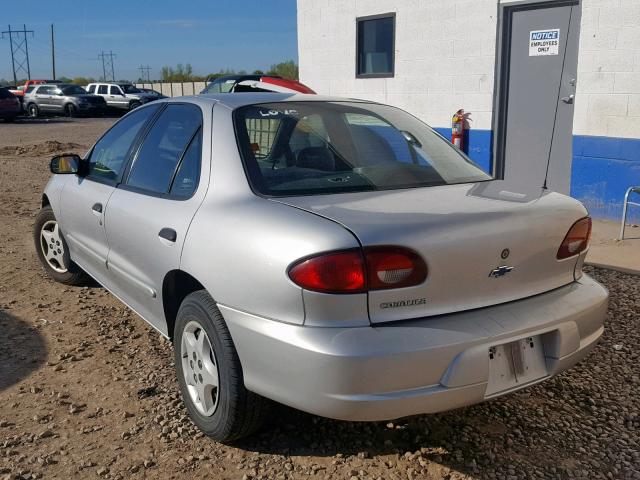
[529,29,560,56]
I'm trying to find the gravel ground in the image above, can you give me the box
[0,118,638,480]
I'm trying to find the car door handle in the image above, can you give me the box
[92,203,103,214]
[561,94,574,104]
[158,228,177,242]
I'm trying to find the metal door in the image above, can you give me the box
[494,1,581,194]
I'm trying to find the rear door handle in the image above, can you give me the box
[92,203,103,213]
[158,228,177,242]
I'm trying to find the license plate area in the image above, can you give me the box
[486,335,548,397]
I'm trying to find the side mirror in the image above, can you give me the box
[50,154,83,175]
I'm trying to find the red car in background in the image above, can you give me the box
[9,79,63,99]
[200,75,315,95]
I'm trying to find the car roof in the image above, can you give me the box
[180,92,370,110]
[208,74,282,83]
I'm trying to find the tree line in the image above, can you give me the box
[0,60,298,86]
[156,60,298,83]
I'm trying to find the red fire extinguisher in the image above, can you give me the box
[451,109,466,150]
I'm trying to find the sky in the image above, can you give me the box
[0,0,298,83]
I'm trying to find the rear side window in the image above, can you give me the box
[170,130,202,198]
[126,104,202,196]
[98,85,108,94]
[87,105,160,183]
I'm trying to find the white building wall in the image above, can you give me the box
[298,0,640,139]
[574,0,640,138]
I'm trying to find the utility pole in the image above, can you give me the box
[1,24,34,84]
[98,50,116,81]
[138,65,151,82]
[51,24,56,80]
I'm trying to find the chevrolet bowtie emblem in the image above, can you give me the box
[489,265,514,278]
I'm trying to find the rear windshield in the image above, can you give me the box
[0,88,13,99]
[234,101,491,196]
[121,84,141,93]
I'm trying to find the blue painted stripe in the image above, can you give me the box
[571,135,640,223]
[431,128,640,222]
[433,127,492,174]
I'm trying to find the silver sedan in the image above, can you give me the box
[35,93,608,441]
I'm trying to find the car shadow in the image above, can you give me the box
[231,378,590,477]
[0,309,48,391]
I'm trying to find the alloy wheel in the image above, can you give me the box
[181,320,220,416]
[40,220,67,273]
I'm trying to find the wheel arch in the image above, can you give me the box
[162,269,206,341]
[42,194,51,208]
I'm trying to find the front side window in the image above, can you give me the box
[86,85,96,93]
[87,105,160,183]
[98,85,108,94]
[356,14,395,77]
[234,102,491,197]
[62,85,87,95]
[126,104,202,195]
[109,85,122,95]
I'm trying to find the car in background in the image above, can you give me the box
[139,88,167,100]
[200,75,315,94]
[23,84,106,118]
[35,93,607,442]
[86,82,156,111]
[0,87,21,121]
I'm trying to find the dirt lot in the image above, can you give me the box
[0,118,638,480]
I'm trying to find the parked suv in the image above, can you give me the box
[24,84,106,117]
[86,82,155,111]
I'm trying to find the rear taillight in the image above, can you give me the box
[288,247,427,294]
[557,217,592,260]
[288,250,365,294]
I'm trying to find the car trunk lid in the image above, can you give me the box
[273,180,587,323]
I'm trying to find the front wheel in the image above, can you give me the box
[27,103,39,118]
[64,103,77,117]
[128,101,141,111]
[33,206,90,285]
[174,291,269,442]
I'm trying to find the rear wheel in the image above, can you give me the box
[129,101,141,111]
[174,290,269,442]
[64,103,77,117]
[27,103,39,118]
[33,206,90,285]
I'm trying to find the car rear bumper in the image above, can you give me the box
[220,274,608,421]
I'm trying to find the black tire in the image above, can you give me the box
[64,103,77,117]
[33,206,90,286]
[174,290,268,442]
[27,103,39,118]
[129,101,141,111]
[3,117,15,123]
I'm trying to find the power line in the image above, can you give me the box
[138,65,151,82]
[99,50,116,81]
[1,24,34,84]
